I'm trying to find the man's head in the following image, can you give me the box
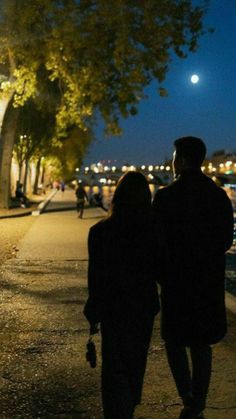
[172,136,207,178]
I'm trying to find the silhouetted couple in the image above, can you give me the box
[84,137,234,419]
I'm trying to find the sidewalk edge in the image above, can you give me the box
[32,189,58,216]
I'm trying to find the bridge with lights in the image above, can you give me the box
[75,158,236,188]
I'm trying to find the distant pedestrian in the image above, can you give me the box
[53,180,60,190]
[15,182,30,208]
[84,172,160,419]
[75,182,88,218]
[60,181,65,193]
[152,136,234,419]
[92,191,108,212]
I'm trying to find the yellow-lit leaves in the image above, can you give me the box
[0,0,207,137]
[12,66,38,107]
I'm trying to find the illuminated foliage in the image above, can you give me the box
[0,0,208,206]
[13,101,93,183]
[0,0,208,135]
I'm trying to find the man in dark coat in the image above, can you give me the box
[152,136,234,419]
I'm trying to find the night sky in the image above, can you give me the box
[84,0,236,166]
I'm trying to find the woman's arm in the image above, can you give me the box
[84,226,104,326]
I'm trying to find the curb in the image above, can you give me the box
[31,189,58,216]
[0,210,32,219]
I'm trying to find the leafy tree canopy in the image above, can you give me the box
[13,100,93,179]
[0,0,208,136]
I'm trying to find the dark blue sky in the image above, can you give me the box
[84,0,236,166]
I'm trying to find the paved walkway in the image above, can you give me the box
[17,189,105,261]
[0,189,235,418]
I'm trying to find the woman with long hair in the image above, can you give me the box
[84,171,160,419]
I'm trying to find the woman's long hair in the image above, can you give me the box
[111,171,151,219]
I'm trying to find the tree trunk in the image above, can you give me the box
[41,165,45,185]
[23,159,29,194]
[33,157,41,194]
[0,99,19,208]
[18,161,23,183]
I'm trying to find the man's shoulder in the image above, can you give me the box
[154,181,179,199]
[89,217,112,236]
[201,175,230,199]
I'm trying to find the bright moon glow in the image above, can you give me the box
[191,74,199,84]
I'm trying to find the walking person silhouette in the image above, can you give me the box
[152,136,234,419]
[75,182,88,218]
[84,171,160,419]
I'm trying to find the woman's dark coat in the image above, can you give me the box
[84,213,159,417]
[152,169,234,345]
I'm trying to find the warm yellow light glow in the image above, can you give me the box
[141,165,146,170]
[166,166,171,171]
[122,165,127,172]
[112,166,116,172]
[201,166,205,171]
[160,165,164,170]
[225,161,233,167]
[148,165,153,171]
[219,163,224,168]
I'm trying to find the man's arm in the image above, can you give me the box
[84,227,104,326]
[219,189,234,252]
[151,189,168,285]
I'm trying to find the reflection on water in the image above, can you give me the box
[84,185,116,212]
[224,187,236,252]
[224,187,236,210]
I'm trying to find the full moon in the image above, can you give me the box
[191,74,199,84]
